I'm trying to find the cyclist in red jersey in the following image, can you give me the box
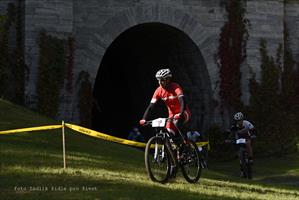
[139,68,191,140]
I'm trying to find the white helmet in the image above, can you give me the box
[233,112,244,121]
[155,68,172,80]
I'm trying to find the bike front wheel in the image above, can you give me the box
[180,140,201,183]
[145,136,171,183]
[239,149,252,179]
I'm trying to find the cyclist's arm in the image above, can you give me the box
[178,95,186,115]
[249,128,257,136]
[142,88,160,120]
[238,127,250,136]
[238,127,257,139]
[142,103,155,120]
[174,84,186,115]
[238,121,255,136]
[226,128,235,140]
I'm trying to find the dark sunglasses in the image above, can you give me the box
[157,78,167,81]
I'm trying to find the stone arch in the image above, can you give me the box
[87,5,215,81]
[88,5,215,137]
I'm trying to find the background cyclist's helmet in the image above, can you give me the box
[234,112,244,121]
[155,68,172,80]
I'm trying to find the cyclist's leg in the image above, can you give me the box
[166,111,190,136]
[174,111,191,140]
[166,122,178,179]
[166,121,181,145]
[246,139,253,164]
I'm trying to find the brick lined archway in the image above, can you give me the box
[92,22,213,138]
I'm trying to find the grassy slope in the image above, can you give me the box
[0,99,298,200]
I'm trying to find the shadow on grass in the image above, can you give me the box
[259,175,299,187]
[205,155,299,190]
[0,170,240,200]
[2,129,299,199]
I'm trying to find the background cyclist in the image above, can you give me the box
[230,112,256,165]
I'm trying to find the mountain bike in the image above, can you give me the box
[225,131,255,179]
[144,118,201,183]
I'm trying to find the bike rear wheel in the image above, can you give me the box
[145,136,171,183]
[180,140,201,183]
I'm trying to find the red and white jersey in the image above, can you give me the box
[150,82,190,117]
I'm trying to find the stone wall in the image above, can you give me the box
[23,0,74,120]
[1,0,298,126]
[243,0,284,105]
[285,1,299,62]
[0,0,15,14]
[72,0,226,126]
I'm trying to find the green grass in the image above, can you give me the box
[0,99,299,200]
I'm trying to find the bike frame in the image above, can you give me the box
[152,127,178,168]
[146,117,191,170]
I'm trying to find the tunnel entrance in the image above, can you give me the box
[92,22,212,139]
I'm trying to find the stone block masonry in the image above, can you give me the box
[0,0,298,127]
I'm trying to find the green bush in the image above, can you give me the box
[205,124,235,160]
[77,71,92,128]
[36,31,66,118]
[247,39,298,156]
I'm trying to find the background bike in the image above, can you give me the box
[144,118,201,183]
[187,131,209,169]
[225,131,255,179]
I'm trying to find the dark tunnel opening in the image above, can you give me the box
[92,22,212,140]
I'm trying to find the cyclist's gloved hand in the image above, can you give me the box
[139,119,146,125]
[174,113,181,120]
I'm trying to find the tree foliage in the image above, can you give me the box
[247,37,298,155]
[36,31,66,118]
[218,0,249,118]
[0,2,25,104]
[65,36,75,93]
[77,71,93,128]
[0,14,9,96]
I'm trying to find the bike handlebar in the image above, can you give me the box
[224,134,256,144]
[143,117,175,126]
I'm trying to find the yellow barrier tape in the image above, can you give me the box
[65,123,147,148]
[0,125,63,135]
[65,123,209,149]
[196,141,209,147]
[0,121,209,149]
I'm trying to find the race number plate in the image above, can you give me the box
[236,138,246,144]
[152,118,166,127]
